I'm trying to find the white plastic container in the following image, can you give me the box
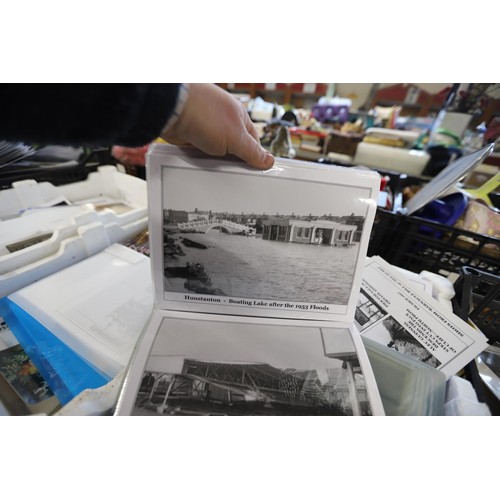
[6,244,154,381]
[0,215,148,297]
[0,165,147,221]
[354,142,430,176]
[0,166,148,297]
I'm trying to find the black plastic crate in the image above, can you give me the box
[368,208,500,278]
[452,266,500,344]
[452,266,500,414]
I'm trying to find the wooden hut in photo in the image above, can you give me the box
[261,217,357,246]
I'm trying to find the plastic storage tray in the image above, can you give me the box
[452,266,500,414]
[0,166,148,297]
[0,164,146,220]
[368,207,500,278]
[1,244,154,404]
[452,266,500,344]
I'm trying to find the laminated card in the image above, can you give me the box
[116,144,384,416]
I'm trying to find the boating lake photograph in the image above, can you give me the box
[163,212,363,305]
[160,164,375,306]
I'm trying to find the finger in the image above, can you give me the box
[161,136,190,146]
[229,130,274,170]
[243,111,261,143]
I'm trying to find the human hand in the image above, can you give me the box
[111,144,149,167]
[161,83,275,170]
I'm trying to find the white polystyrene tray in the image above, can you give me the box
[7,244,154,379]
[0,165,147,222]
[0,216,148,298]
[0,166,148,298]
[1,206,98,261]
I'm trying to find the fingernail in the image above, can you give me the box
[264,152,274,169]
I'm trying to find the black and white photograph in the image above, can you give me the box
[355,267,442,367]
[354,289,387,331]
[159,159,376,309]
[130,317,379,416]
[358,256,490,378]
[163,208,364,304]
[362,315,441,368]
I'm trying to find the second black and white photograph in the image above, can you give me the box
[130,317,381,416]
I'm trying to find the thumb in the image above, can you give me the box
[230,132,275,170]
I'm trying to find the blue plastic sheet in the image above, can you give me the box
[0,297,109,405]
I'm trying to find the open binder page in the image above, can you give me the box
[115,311,384,416]
[115,145,384,416]
[147,144,380,322]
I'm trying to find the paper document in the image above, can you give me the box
[355,256,488,378]
[116,311,385,416]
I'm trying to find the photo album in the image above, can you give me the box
[115,144,385,416]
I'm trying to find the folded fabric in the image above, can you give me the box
[456,199,500,238]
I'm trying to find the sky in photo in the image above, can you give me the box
[162,166,373,217]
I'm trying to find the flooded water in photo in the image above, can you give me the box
[165,232,359,304]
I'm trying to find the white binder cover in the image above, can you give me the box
[116,144,384,416]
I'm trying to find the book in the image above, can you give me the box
[115,144,385,416]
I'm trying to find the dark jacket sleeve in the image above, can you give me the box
[0,83,181,147]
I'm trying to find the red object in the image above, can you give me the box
[380,175,390,191]
[289,127,327,139]
[111,145,149,167]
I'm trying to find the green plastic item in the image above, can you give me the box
[463,172,500,208]
[434,127,462,146]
